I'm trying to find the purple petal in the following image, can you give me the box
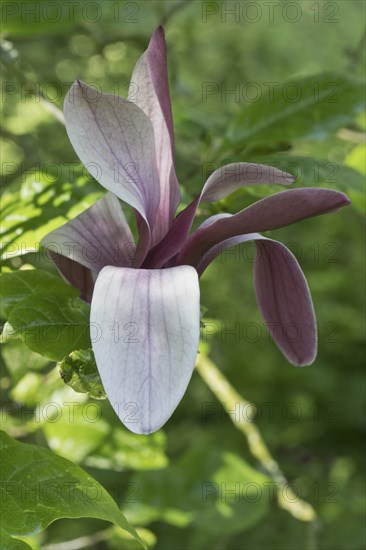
[133,212,152,268]
[142,197,200,269]
[49,252,95,302]
[130,27,180,245]
[177,188,351,268]
[254,238,317,366]
[197,230,316,366]
[90,265,200,434]
[147,163,294,268]
[41,193,135,273]
[64,80,160,231]
[201,162,295,201]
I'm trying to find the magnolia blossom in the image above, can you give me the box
[41,27,350,434]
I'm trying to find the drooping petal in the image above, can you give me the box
[177,188,351,268]
[90,265,200,434]
[197,229,316,366]
[254,238,317,366]
[41,193,135,273]
[64,80,160,235]
[129,26,180,245]
[145,163,294,268]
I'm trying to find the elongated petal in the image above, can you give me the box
[254,238,316,366]
[201,163,294,201]
[129,27,180,245]
[41,193,135,273]
[197,230,316,366]
[177,188,351,268]
[90,265,200,434]
[147,163,294,268]
[64,80,160,231]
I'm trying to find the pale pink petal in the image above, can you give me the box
[41,193,135,273]
[64,80,160,233]
[90,265,200,434]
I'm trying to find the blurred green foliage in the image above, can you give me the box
[1,1,365,549]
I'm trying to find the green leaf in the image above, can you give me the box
[125,441,271,536]
[1,340,50,383]
[0,530,32,550]
[10,372,46,407]
[1,295,91,360]
[207,452,271,534]
[42,393,110,464]
[228,74,365,148]
[0,269,78,316]
[1,170,102,261]
[270,155,363,191]
[108,526,157,550]
[1,1,80,37]
[41,387,168,471]
[58,348,106,399]
[0,430,145,548]
[84,427,168,472]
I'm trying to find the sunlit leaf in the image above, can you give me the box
[0,529,32,550]
[1,170,102,261]
[1,294,91,360]
[0,430,145,547]
[41,386,168,471]
[1,340,50,383]
[228,74,365,148]
[0,269,78,316]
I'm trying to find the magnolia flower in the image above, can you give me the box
[41,27,350,434]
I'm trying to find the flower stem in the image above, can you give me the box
[195,350,317,523]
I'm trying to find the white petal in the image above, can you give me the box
[90,266,200,434]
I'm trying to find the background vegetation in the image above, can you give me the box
[1,1,365,549]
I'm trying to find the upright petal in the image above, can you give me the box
[177,188,351,268]
[197,229,317,366]
[64,80,160,234]
[130,27,180,245]
[146,163,294,268]
[90,265,200,434]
